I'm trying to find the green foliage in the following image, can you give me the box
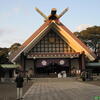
[10,43,21,52]
[0,43,21,64]
[0,48,9,56]
[74,26,100,51]
[0,48,9,64]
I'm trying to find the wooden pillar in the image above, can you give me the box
[79,52,85,71]
[79,55,82,71]
[20,52,26,71]
[33,58,36,75]
[81,52,85,70]
[69,58,71,76]
[23,56,26,71]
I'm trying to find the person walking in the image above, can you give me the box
[15,72,24,100]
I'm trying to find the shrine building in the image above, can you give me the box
[9,8,96,76]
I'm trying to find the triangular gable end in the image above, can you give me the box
[52,21,96,61]
[10,20,96,62]
[22,21,96,61]
[27,29,76,54]
[9,20,51,62]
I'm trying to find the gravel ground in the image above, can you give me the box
[0,79,33,100]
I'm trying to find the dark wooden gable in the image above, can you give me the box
[28,29,76,54]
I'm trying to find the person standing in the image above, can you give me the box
[81,71,87,81]
[26,71,30,83]
[15,72,24,100]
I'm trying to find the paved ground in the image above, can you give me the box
[23,78,100,100]
[0,78,100,100]
[0,80,33,100]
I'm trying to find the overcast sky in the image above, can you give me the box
[0,0,100,48]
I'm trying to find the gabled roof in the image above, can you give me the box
[9,20,96,62]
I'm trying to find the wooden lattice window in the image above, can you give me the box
[29,30,76,53]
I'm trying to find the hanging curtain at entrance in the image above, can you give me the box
[35,59,69,67]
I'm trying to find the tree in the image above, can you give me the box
[0,48,9,64]
[74,26,100,53]
[0,43,21,64]
[10,43,21,52]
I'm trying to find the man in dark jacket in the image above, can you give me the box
[15,72,24,100]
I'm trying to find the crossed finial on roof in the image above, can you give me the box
[35,7,69,21]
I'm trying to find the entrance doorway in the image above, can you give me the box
[35,62,69,75]
[34,58,70,77]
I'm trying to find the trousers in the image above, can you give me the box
[17,88,23,99]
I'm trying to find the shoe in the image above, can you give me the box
[21,97,24,99]
[16,99,20,100]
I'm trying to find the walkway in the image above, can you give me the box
[23,78,100,100]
